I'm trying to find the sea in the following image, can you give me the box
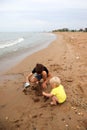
[0,32,56,74]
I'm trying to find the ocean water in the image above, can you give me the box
[0,32,56,74]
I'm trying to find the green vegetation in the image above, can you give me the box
[52,28,87,32]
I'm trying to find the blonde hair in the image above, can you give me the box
[50,76,61,86]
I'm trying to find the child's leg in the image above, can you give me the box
[51,96,59,105]
[30,77,38,83]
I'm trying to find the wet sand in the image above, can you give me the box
[0,32,87,130]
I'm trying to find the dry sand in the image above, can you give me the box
[0,32,87,130]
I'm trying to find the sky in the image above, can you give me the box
[0,0,87,32]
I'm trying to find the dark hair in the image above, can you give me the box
[35,64,44,74]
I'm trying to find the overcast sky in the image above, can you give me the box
[0,0,87,32]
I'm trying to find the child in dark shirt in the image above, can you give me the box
[23,63,51,92]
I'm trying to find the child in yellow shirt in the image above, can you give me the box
[42,76,67,105]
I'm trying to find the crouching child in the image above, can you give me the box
[42,76,67,105]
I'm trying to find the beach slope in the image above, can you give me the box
[0,32,87,130]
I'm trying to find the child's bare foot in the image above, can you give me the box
[50,102,56,106]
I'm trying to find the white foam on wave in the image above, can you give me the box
[0,38,24,49]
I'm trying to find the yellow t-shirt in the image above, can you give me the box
[51,84,66,103]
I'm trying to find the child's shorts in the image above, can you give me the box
[34,73,42,81]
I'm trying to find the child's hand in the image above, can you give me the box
[36,81,39,84]
[42,91,45,95]
[42,82,47,88]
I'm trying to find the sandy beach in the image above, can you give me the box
[0,32,87,130]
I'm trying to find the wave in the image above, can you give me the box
[0,38,24,49]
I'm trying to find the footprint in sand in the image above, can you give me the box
[32,98,40,102]
[50,64,63,72]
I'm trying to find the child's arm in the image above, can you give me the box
[42,91,53,97]
[26,73,33,82]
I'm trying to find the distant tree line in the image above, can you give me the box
[52,28,87,32]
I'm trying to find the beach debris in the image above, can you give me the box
[66,78,73,82]
[39,113,43,117]
[62,118,65,122]
[29,114,32,119]
[65,124,69,127]
[73,107,76,109]
[76,56,80,59]
[78,112,81,115]
[5,116,9,120]
[78,112,83,116]
[71,36,74,39]
[80,112,84,116]
[76,125,81,129]
[71,106,77,111]
[71,107,84,116]
[16,124,20,128]
[13,119,19,123]
[71,106,76,110]
[69,117,71,120]
[32,115,38,118]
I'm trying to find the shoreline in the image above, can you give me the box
[0,33,56,75]
[0,32,87,130]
